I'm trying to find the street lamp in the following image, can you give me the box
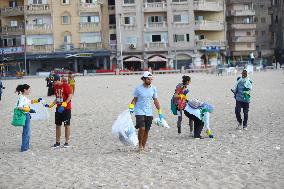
[118,13,123,70]
[172,22,177,69]
[24,16,27,75]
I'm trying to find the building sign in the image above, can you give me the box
[202,46,221,52]
[0,46,24,55]
[65,53,94,58]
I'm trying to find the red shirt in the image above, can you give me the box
[54,83,72,109]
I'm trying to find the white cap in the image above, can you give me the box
[142,71,153,78]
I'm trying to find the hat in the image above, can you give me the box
[141,71,153,79]
[53,74,60,81]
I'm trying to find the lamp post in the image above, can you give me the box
[172,22,177,69]
[118,13,123,70]
[24,16,27,75]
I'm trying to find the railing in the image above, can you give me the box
[196,40,226,49]
[232,36,255,43]
[228,9,255,16]
[230,23,256,29]
[173,22,190,28]
[170,1,189,10]
[0,6,24,17]
[123,25,136,30]
[145,22,167,30]
[79,22,101,32]
[145,42,168,50]
[79,42,103,50]
[26,4,51,14]
[109,24,116,30]
[26,24,53,34]
[122,4,136,12]
[144,2,167,11]
[193,0,223,11]
[1,25,24,35]
[78,3,101,12]
[195,20,224,31]
[26,44,54,53]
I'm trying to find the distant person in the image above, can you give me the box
[0,78,5,101]
[231,69,252,130]
[68,71,76,94]
[45,75,72,148]
[14,84,42,152]
[249,52,255,65]
[129,71,164,152]
[46,73,55,96]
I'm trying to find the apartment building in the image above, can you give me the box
[226,0,256,60]
[0,0,111,75]
[114,0,226,70]
[269,0,284,64]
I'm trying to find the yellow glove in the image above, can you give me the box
[179,94,187,100]
[23,106,30,112]
[31,98,42,104]
[61,102,67,107]
[129,103,134,113]
[44,102,55,108]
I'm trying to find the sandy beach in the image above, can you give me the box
[0,70,283,189]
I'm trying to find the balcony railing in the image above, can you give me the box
[79,22,101,32]
[26,44,54,53]
[173,22,190,28]
[79,42,103,50]
[26,24,53,35]
[170,1,189,10]
[232,36,255,43]
[196,40,226,49]
[145,22,167,31]
[78,3,101,13]
[1,25,24,35]
[228,9,255,16]
[110,40,117,51]
[123,25,136,30]
[195,20,224,31]
[145,42,168,50]
[193,0,223,12]
[144,2,167,12]
[26,4,51,14]
[230,23,256,30]
[122,4,136,12]
[175,41,191,48]
[0,6,24,17]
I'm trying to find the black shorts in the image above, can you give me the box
[55,109,71,126]
[135,115,153,131]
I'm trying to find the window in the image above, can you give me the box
[85,0,95,3]
[152,35,161,42]
[261,18,266,23]
[254,17,258,23]
[9,1,17,7]
[110,34,116,40]
[124,16,135,25]
[64,35,71,43]
[126,36,137,44]
[261,31,265,35]
[124,0,135,4]
[247,31,251,36]
[80,32,101,43]
[247,43,252,48]
[10,20,17,27]
[62,15,70,24]
[80,16,100,23]
[33,0,43,4]
[255,31,258,36]
[148,16,163,23]
[172,0,187,2]
[32,38,48,45]
[173,14,189,23]
[62,0,70,4]
[109,15,116,24]
[173,34,189,42]
[34,18,43,25]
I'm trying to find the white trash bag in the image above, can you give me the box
[154,118,170,128]
[30,102,49,121]
[112,110,138,146]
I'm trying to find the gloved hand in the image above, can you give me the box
[179,94,187,100]
[23,106,30,112]
[184,89,189,95]
[29,109,36,113]
[158,109,164,120]
[129,104,134,114]
[32,98,43,104]
[57,102,67,113]
[44,102,55,108]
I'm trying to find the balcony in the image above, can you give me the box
[123,25,136,30]
[193,0,223,12]
[26,4,51,15]
[145,42,168,51]
[173,22,190,28]
[170,1,189,10]
[108,5,115,14]
[143,2,167,12]
[175,41,191,49]
[195,20,224,31]
[231,36,255,43]
[79,42,103,50]
[230,44,255,52]
[1,25,24,35]
[26,24,53,35]
[0,6,24,17]
[145,22,167,31]
[79,22,101,32]
[228,9,255,16]
[110,40,117,51]
[230,23,256,30]
[26,44,54,53]
[122,4,136,12]
[195,40,226,50]
[78,3,101,13]
[268,7,274,15]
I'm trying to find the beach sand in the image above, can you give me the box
[0,71,283,189]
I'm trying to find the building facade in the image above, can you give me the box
[114,0,226,71]
[0,0,111,75]
[226,0,256,60]
[269,0,284,64]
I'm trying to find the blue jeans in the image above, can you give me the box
[21,114,31,152]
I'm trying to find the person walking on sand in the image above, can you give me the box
[173,75,194,135]
[14,84,42,152]
[45,74,72,148]
[129,71,164,152]
[68,71,75,94]
[0,78,5,101]
[232,69,252,130]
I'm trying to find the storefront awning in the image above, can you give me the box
[148,56,167,62]
[124,57,143,62]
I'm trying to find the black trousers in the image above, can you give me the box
[184,110,204,138]
[235,100,249,127]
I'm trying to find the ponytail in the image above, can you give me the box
[15,84,30,95]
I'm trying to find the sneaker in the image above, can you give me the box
[63,143,70,148]
[236,123,242,130]
[178,127,181,134]
[52,142,60,148]
[243,127,248,131]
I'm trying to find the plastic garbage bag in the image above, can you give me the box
[30,102,49,121]
[154,118,170,128]
[112,110,138,146]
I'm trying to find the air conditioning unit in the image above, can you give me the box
[129,43,136,49]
